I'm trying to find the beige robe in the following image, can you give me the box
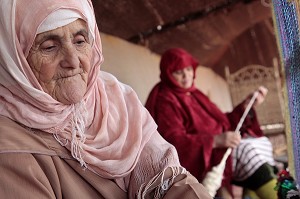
[0,116,212,199]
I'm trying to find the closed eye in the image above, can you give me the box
[42,45,58,52]
[74,34,88,47]
[75,40,86,46]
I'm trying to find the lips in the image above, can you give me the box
[182,80,189,85]
[64,73,82,80]
[56,69,84,80]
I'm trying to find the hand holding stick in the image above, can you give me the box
[202,89,261,197]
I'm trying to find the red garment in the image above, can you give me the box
[145,48,263,192]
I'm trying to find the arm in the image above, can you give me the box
[227,93,264,137]
[127,131,212,199]
[139,167,213,199]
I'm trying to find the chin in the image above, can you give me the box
[64,80,88,103]
[182,84,192,89]
[57,85,87,105]
[66,91,86,104]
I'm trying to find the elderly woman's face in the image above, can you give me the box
[27,19,92,104]
[172,66,194,89]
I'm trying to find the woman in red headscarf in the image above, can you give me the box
[145,48,277,199]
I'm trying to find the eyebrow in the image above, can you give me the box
[35,28,89,44]
[76,29,89,38]
[76,29,90,43]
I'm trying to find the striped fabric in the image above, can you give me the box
[232,136,275,181]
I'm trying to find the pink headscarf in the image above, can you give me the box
[0,0,157,178]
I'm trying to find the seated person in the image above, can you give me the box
[145,48,277,199]
[0,1,212,198]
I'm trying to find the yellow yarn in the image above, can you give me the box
[243,188,260,199]
[243,179,277,199]
[255,179,277,199]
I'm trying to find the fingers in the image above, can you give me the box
[253,86,268,106]
[213,132,241,148]
[226,132,241,148]
[258,86,268,96]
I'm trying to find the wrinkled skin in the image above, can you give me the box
[27,19,92,105]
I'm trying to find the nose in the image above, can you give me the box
[60,45,80,68]
[182,69,188,77]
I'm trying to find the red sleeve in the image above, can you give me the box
[154,96,214,181]
[226,102,263,137]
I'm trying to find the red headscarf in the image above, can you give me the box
[159,48,199,92]
[145,48,230,130]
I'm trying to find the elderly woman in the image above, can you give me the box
[145,48,277,199]
[0,1,212,198]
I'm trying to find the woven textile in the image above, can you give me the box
[272,0,300,184]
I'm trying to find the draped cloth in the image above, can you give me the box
[145,48,264,193]
[0,0,180,182]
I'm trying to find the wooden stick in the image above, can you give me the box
[202,91,259,197]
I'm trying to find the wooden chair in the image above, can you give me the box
[225,58,287,161]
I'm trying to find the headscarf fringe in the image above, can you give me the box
[52,101,88,168]
[137,166,187,199]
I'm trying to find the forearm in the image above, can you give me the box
[138,167,212,199]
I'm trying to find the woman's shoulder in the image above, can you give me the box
[0,116,69,157]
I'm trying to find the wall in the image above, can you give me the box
[101,33,233,112]
[101,33,160,104]
[195,66,233,112]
